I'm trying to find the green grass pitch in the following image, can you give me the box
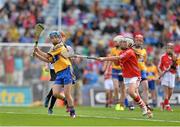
[0,106,180,126]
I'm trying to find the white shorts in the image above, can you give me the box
[161,72,175,88]
[104,79,114,90]
[123,77,140,88]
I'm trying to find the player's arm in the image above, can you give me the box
[158,56,170,78]
[34,51,50,63]
[158,56,164,73]
[98,56,120,61]
[154,66,159,80]
[34,47,49,58]
[99,50,131,62]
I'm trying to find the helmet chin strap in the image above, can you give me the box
[53,42,58,46]
[167,51,173,56]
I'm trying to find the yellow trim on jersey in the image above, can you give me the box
[110,47,122,70]
[48,45,71,73]
[135,48,147,71]
[146,65,158,80]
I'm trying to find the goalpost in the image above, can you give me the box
[0,42,52,106]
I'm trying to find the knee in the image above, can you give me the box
[114,85,119,90]
[121,89,126,96]
[128,89,132,96]
[142,85,148,91]
[53,91,59,97]
[64,92,71,98]
[128,87,136,97]
[128,92,134,98]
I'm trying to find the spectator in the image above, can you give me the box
[19,29,33,43]
[62,0,74,12]
[0,52,5,83]
[3,47,15,85]
[77,0,89,12]
[8,23,20,42]
[14,49,24,86]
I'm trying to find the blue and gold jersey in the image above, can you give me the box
[48,44,71,73]
[146,64,158,80]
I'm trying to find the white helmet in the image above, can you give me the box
[113,35,124,44]
[125,37,134,47]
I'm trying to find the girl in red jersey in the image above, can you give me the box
[97,37,153,118]
[158,43,177,111]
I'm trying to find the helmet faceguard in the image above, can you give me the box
[113,35,124,47]
[49,31,63,44]
[166,42,174,55]
[167,42,174,48]
[124,37,134,47]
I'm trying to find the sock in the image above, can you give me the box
[69,106,75,113]
[49,96,57,109]
[124,98,129,107]
[106,95,108,105]
[47,89,53,99]
[114,98,119,104]
[152,99,157,107]
[63,98,68,105]
[134,95,146,108]
[110,99,113,105]
[164,99,169,105]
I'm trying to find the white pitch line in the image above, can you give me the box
[1,111,180,123]
[79,114,180,123]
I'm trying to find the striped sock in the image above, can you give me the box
[134,95,146,108]
[164,99,169,105]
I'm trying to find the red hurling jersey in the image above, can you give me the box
[158,53,176,74]
[119,48,141,78]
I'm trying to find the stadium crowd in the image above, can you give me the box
[0,0,180,105]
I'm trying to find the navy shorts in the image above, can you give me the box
[112,69,123,82]
[148,80,155,91]
[54,66,73,85]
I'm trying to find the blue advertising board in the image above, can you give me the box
[0,86,32,106]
